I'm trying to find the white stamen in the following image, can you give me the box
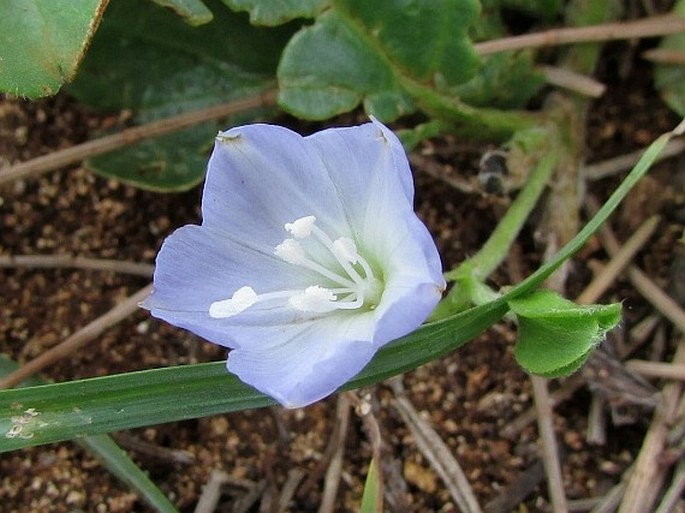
[285,215,316,239]
[333,237,359,264]
[209,286,257,318]
[274,239,306,265]
[212,215,382,319]
[288,285,338,313]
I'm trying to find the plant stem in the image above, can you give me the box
[0,89,277,185]
[402,78,542,141]
[474,14,685,55]
[456,150,557,281]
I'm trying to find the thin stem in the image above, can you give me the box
[0,90,277,186]
[475,14,685,56]
[0,284,152,389]
[403,78,541,141]
[531,375,569,513]
[0,254,153,277]
[446,141,558,282]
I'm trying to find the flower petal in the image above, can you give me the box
[201,124,351,248]
[144,119,446,408]
[226,313,378,407]
[306,118,414,232]
[142,224,318,347]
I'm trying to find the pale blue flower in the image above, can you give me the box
[142,119,445,408]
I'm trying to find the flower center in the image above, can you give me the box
[209,216,382,319]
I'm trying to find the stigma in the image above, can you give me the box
[209,216,382,318]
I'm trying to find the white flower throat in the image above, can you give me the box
[209,216,382,319]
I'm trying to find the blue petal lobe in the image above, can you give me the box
[226,314,377,408]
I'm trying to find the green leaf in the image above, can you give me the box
[0,0,108,98]
[654,0,685,116]
[0,355,180,513]
[87,126,217,192]
[496,0,563,20]
[150,0,214,25]
[220,0,327,26]
[455,51,545,109]
[277,0,480,121]
[68,0,289,190]
[510,290,621,377]
[359,457,382,513]
[83,435,181,513]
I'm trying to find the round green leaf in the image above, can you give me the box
[278,0,480,121]
[0,0,107,98]
[220,0,327,26]
[510,290,621,377]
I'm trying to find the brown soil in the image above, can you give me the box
[1,25,684,513]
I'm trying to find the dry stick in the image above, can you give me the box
[0,283,152,389]
[0,90,277,186]
[588,206,685,335]
[474,14,685,55]
[0,254,154,277]
[625,360,685,381]
[576,215,660,304]
[583,138,685,181]
[484,460,545,513]
[502,374,586,440]
[642,47,685,64]
[346,392,385,512]
[233,480,268,513]
[194,470,232,513]
[589,467,634,513]
[318,395,351,513]
[586,395,607,446]
[390,379,483,513]
[112,432,195,465]
[530,375,568,513]
[654,459,685,513]
[277,469,306,513]
[618,340,685,513]
[539,65,607,98]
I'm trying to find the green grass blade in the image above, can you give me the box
[359,457,382,513]
[81,435,180,513]
[0,356,179,513]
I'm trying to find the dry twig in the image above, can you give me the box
[0,254,154,277]
[474,15,685,55]
[483,460,545,513]
[390,378,483,513]
[539,65,606,97]
[626,360,685,381]
[277,469,306,513]
[318,395,351,513]
[583,138,685,181]
[618,341,685,513]
[576,215,660,304]
[530,375,568,513]
[112,433,195,465]
[0,283,152,389]
[0,90,277,186]
[194,470,231,513]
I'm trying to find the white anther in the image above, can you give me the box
[285,216,316,239]
[275,238,306,265]
[332,237,359,264]
[288,285,337,313]
[209,286,257,318]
